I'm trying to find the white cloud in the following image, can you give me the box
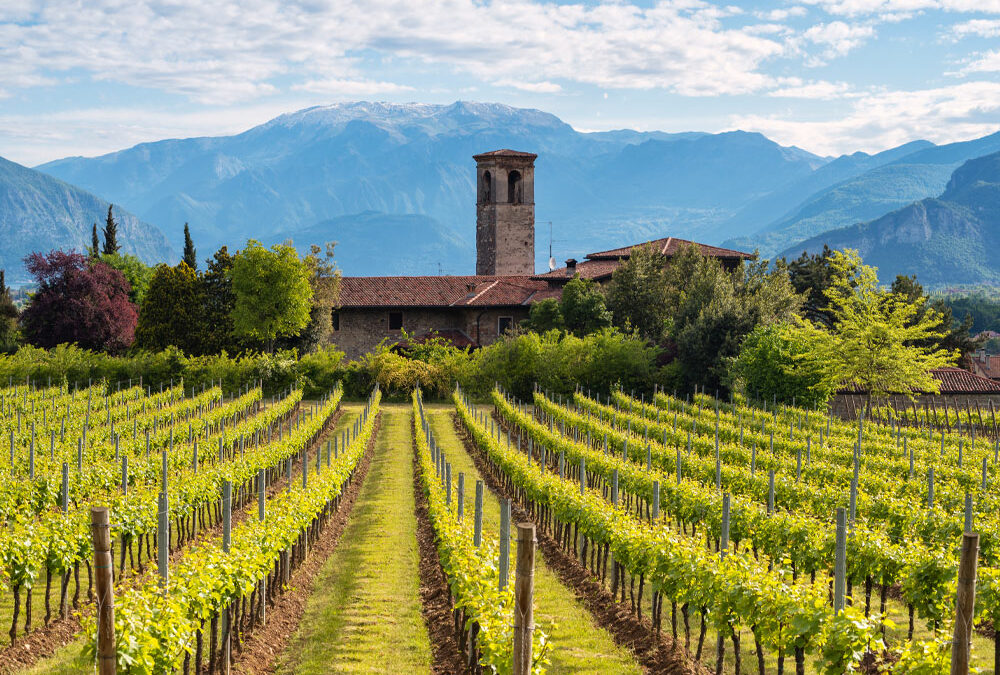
[961,50,1000,73]
[799,21,875,61]
[756,6,809,20]
[0,0,791,102]
[734,81,1000,155]
[292,78,415,96]
[493,79,563,93]
[800,0,1000,16]
[768,80,856,98]
[0,103,313,166]
[948,19,1000,39]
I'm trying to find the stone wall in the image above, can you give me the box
[331,306,530,359]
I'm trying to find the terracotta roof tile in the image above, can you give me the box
[532,259,620,281]
[338,275,551,308]
[473,149,537,160]
[838,367,1000,394]
[586,237,753,261]
[933,367,1000,393]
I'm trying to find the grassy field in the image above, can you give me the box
[277,403,432,674]
[423,403,643,675]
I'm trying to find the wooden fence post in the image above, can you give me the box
[513,523,536,675]
[951,532,979,675]
[91,507,116,675]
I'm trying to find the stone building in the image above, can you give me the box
[332,148,753,359]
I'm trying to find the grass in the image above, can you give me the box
[277,404,432,674]
[423,403,642,675]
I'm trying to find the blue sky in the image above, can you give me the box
[2,0,999,166]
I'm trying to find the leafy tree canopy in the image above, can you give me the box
[604,244,671,341]
[20,251,137,353]
[135,262,204,353]
[789,249,958,401]
[98,252,153,306]
[230,240,313,352]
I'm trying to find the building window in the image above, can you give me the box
[507,170,522,204]
[482,170,492,203]
[388,311,403,330]
[498,316,513,334]
[331,311,340,331]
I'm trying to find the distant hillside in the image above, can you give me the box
[780,151,1000,286]
[36,101,824,271]
[266,211,473,276]
[0,156,175,285]
[725,132,1000,256]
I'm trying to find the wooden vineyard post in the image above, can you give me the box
[474,481,484,547]
[951,532,979,675]
[91,507,116,675]
[513,523,536,675]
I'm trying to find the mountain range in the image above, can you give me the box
[0,156,175,284]
[1,100,998,286]
[782,151,1000,286]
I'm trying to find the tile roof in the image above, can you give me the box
[935,367,1000,393]
[586,237,753,261]
[532,259,621,282]
[338,275,551,308]
[838,367,1000,394]
[473,149,537,160]
[971,353,1000,380]
[533,237,754,282]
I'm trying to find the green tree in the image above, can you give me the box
[98,253,153,305]
[662,244,802,396]
[523,298,563,333]
[0,269,19,353]
[199,246,238,354]
[604,244,671,341]
[230,240,313,352]
[279,242,339,353]
[101,205,120,255]
[135,263,204,352]
[90,223,100,258]
[182,223,197,270]
[560,276,612,336]
[790,250,958,403]
[890,274,981,365]
[784,245,844,327]
[729,323,833,406]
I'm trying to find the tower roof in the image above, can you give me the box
[473,149,537,161]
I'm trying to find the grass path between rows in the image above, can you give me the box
[423,403,644,675]
[277,403,432,674]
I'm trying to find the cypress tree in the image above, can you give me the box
[182,223,197,270]
[90,223,100,258]
[101,205,120,255]
[0,269,19,351]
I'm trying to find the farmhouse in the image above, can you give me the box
[333,149,753,359]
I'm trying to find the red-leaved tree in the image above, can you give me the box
[21,250,138,352]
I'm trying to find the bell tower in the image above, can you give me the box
[474,149,536,276]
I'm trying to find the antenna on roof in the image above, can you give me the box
[546,221,556,271]
[437,262,443,276]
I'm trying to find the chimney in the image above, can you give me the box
[565,258,577,277]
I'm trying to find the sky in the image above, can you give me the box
[2,0,1000,166]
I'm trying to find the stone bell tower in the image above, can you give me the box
[474,149,536,276]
